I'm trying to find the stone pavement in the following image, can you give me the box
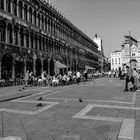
[0,78,139,140]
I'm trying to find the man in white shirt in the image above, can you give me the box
[76,71,81,85]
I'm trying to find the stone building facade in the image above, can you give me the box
[0,0,99,79]
[111,50,122,71]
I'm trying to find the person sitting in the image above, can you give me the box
[38,76,42,86]
[52,76,59,86]
[41,71,47,86]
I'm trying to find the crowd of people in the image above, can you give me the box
[107,66,140,92]
[123,66,140,92]
[24,70,93,87]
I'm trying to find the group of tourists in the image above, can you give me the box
[24,70,91,87]
[124,66,139,92]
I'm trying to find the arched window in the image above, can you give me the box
[24,4,28,21]
[30,33,33,49]
[45,18,47,31]
[42,38,45,51]
[13,0,17,16]
[0,20,5,42]
[20,28,24,46]
[41,15,44,30]
[14,26,18,45]
[7,0,11,13]
[39,37,41,51]
[34,11,36,25]
[35,35,38,50]
[48,19,50,33]
[25,31,29,48]
[7,24,13,44]
[29,7,32,23]
[0,0,4,10]
[19,1,23,18]
[38,13,40,27]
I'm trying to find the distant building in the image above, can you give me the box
[0,0,99,79]
[110,35,140,72]
[93,34,104,71]
[111,50,122,71]
[122,36,140,69]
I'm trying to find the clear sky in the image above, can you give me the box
[49,0,140,57]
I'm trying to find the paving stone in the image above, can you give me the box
[18,115,52,140]
[61,135,82,140]
[0,112,3,137]
[0,136,21,140]
[2,113,27,139]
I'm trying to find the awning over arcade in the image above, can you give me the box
[85,65,95,70]
[55,61,68,69]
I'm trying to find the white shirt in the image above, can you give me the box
[76,72,81,78]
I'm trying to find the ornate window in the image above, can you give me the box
[20,29,24,46]
[14,27,18,45]
[34,11,36,25]
[7,24,13,44]
[0,23,5,42]
[39,37,41,51]
[24,4,28,21]
[7,0,11,13]
[29,7,32,23]
[35,35,38,50]
[26,33,29,48]
[13,0,17,16]
[19,1,23,18]
[41,15,44,30]
[0,0,4,10]
[38,13,40,27]
[30,34,33,48]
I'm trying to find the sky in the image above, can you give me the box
[49,0,140,57]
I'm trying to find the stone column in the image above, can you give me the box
[0,61,1,79]
[23,30,26,48]
[24,59,26,77]
[27,8,29,22]
[48,58,50,75]
[18,28,20,46]
[4,0,6,11]
[29,31,31,49]
[70,61,72,71]
[33,56,36,76]
[5,24,8,43]
[17,2,19,17]
[22,5,24,20]
[41,59,43,74]
[11,0,13,15]
[76,61,78,72]
[12,58,15,79]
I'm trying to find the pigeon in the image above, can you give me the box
[36,103,44,107]
[79,98,83,102]
[19,89,22,91]
[37,96,45,101]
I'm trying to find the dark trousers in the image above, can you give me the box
[125,76,135,91]
[125,76,129,90]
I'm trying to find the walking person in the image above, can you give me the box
[41,71,47,86]
[76,71,81,85]
[132,68,139,91]
[24,70,29,87]
[83,70,88,82]
[124,66,132,92]
[29,71,34,86]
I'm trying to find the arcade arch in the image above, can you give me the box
[1,53,13,79]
